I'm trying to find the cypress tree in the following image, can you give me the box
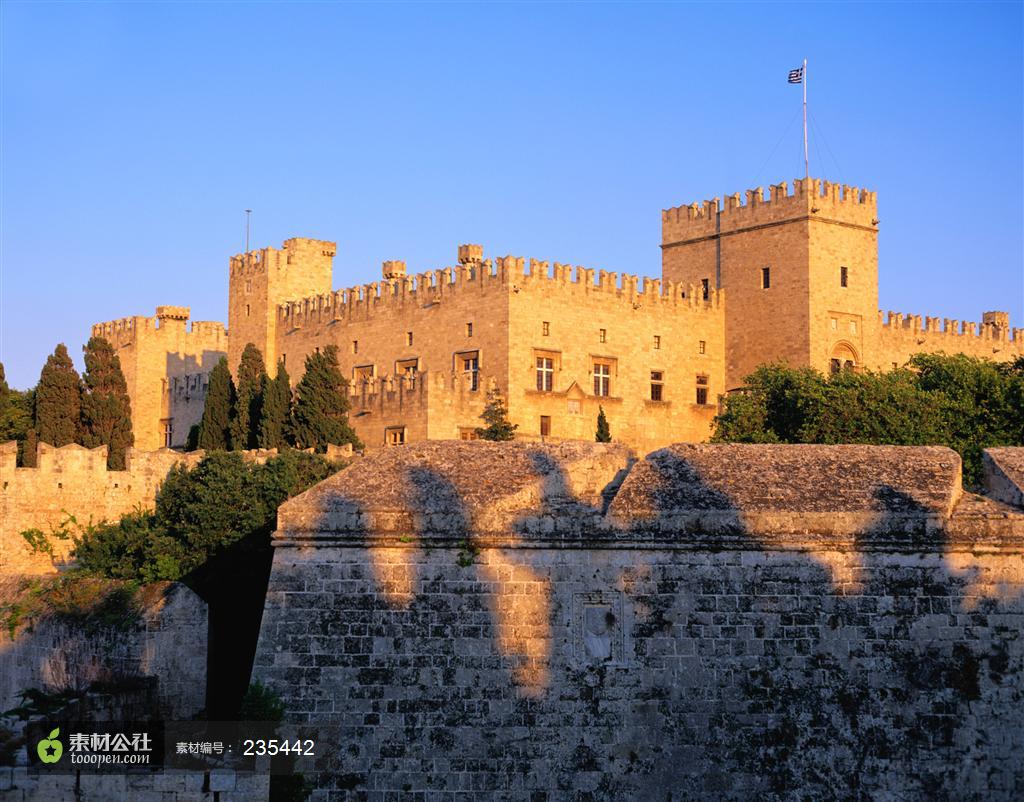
[0,363,8,416]
[21,428,39,468]
[81,336,134,469]
[258,359,292,450]
[289,346,361,452]
[595,406,611,442]
[199,357,235,451]
[475,389,518,441]
[230,343,267,450]
[35,344,83,447]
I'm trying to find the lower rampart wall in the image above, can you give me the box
[253,442,1024,801]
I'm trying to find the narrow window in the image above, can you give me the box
[406,331,413,346]
[542,321,550,336]
[593,363,611,397]
[761,267,770,289]
[699,340,706,355]
[245,304,250,318]
[536,357,554,392]
[653,335,661,350]
[701,278,709,300]
[462,355,479,391]
[466,322,473,337]
[892,362,898,370]
[695,374,709,405]
[352,340,359,354]
[840,266,849,287]
[599,328,607,343]
[282,353,287,365]
[830,318,837,330]
[850,321,857,334]
[385,427,406,446]
[830,358,841,374]
[650,371,664,402]
[162,419,174,448]
[540,416,551,437]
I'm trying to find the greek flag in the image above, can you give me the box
[788,66,804,84]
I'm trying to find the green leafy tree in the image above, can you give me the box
[0,364,34,463]
[258,359,292,450]
[34,344,83,447]
[712,357,1024,487]
[475,389,517,441]
[80,337,134,469]
[289,346,361,452]
[21,428,39,468]
[230,344,267,451]
[595,406,612,442]
[199,357,236,451]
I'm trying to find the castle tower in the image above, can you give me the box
[661,178,879,389]
[228,237,336,373]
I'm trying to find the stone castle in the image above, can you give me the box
[92,178,1023,453]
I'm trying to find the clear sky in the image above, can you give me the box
[1,1,1021,388]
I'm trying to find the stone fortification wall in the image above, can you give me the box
[0,442,203,574]
[0,581,207,720]
[873,310,1024,370]
[254,441,1024,801]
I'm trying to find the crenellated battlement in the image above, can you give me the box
[229,237,337,279]
[275,247,723,333]
[662,177,878,244]
[878,310,1023,347]
[91,308,227,349]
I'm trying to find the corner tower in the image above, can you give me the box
[661,178,879,389]
[228,237,336,373]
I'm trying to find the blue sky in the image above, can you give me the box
[1,1,1021,388]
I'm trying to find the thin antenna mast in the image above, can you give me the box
[244,209,252,255]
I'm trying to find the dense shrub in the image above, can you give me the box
[713,355,1024,487]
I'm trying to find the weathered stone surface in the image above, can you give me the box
[984,447,1024,508]
[254,443,1024,801]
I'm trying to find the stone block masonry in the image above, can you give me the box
[254,441,1024,801]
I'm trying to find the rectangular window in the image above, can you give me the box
[696,374,709,405]
[850,321,857,334]
[593,363,611,397]
[460,353,480,391]
[352,340,359,354]
[599,328,607,343]
[396,358,419,378]
[650,371,664,402]
[701,278,709,300]
[385,427,406,446]
[466,322,473,337]
[245,304,250,318]
[536,357,554,392]
[567,399,581,415]
[653,335,661,350]
[459,427,478,441]
[540,416,551,437]
[761,267,770,289]
[354,365,375,383]
[406,331,413,346]
[699,340,706,354]
[542,321,550,336]
[841,266,849,287]
[162,419,173,448]
[830,318,837,330]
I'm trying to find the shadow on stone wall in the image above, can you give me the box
[253,442,1024,801]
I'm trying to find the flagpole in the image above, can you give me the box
[802,58,809,179]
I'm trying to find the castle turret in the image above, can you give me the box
[228,237,336,374]
[661,178,879,387]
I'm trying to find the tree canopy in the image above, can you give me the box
[475,389,518,441]
[34,344,82,447]
[712,355,1024,487]
[289,346,361,452]
[80,336,134,469]
[198,357,236,451]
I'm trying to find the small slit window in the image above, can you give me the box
[761,267,770,289]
